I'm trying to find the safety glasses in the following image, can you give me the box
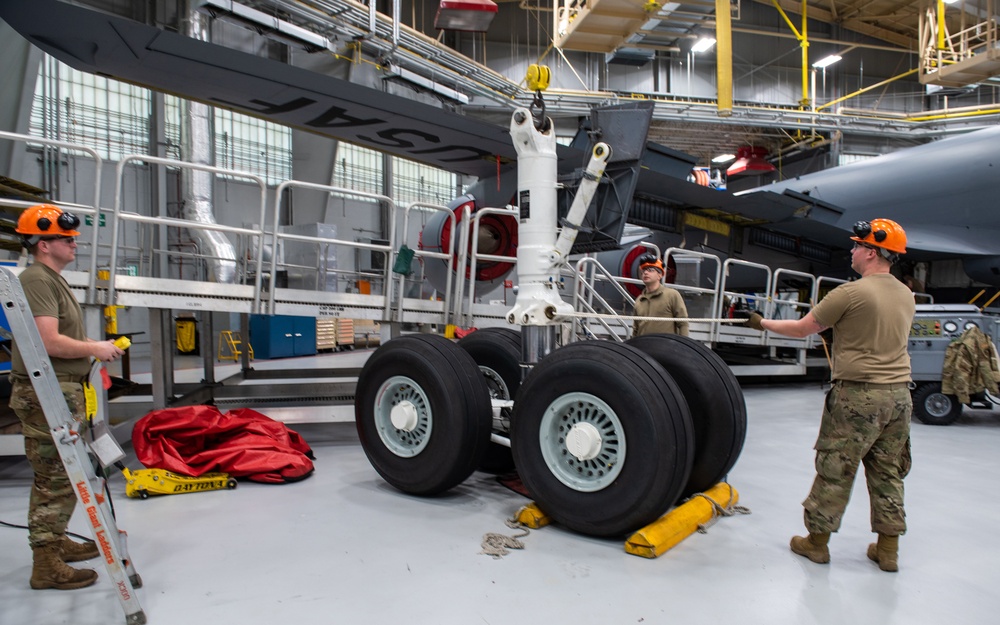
[40,235,77,244]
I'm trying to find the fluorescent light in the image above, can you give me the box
[942,0,959,4]
[812,54,842,69]
[691,37,716,53]
[712,153,736,163]
[196,0,329,51]
[383,63,471,105]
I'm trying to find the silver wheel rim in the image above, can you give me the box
[480,365,512,433]
[374,375,432,457]
[539,392,626,492]
[926,392,955,418]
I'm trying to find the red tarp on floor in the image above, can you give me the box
[132,406,314,483]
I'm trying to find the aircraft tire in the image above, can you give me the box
[911,382,962,426]
[510,341,693,537]
[627,334,747,496]
[355,334,492,495]
[458,328,522,472]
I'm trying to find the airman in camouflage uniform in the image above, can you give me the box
[9,205,124,590]
[747,218,914,572]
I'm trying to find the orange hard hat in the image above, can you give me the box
[16,204,81,245]
[850,218,906,255]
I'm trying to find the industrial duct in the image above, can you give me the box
[180,2,237,284]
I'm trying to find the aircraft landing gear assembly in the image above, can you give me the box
[355,103,747,538]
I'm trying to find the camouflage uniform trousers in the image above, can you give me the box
[9,380,88,550]
[803,381,912,536]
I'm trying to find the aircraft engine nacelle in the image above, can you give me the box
[962,256,1000,287]
[420,195,519,297]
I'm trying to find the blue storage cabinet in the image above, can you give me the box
[248,315,317,359]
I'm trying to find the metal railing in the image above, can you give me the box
[571,256,638,342]
[271,179,396,319]
[0,129,104,304]
[461,206,519,327]
[108,154,269,311]
[397,201,458,326]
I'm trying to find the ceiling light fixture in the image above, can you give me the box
[812,55,842,69]
[434,0,498,33]
[196,0,329,51]
[712,153,736,163]
[727,147,776,177]
[383,62,470,104]
[691,37,716,53]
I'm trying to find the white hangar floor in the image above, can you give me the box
[0,380,997,625]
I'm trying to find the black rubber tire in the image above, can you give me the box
[912,382,962,426]
[511,341,693,537]
[355,334,492,495]
[458,328,521,473]
[470,326,520,342]
[627,334,747,496]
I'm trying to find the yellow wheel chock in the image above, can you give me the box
[514,502,551,529]
[625,482,742,558]
[512,483,744,558]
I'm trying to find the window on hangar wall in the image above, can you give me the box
[31,56,458,201]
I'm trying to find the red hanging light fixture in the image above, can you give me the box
[434,0,498,33]
[726,146,776,177]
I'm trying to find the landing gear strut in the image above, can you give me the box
[355,102,747,536]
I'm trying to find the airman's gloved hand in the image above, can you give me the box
[746,311,765,331]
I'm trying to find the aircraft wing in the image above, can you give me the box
[728,125,1000,258]
[0,0,591,180]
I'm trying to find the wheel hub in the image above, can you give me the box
[390,401,419,431]
[927,393,952,417]
[538,391,625,492]
[565,422,602,461]
[374,375,432,457]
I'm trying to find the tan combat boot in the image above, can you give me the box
[30,544,98,590]
[867,534,899,572]
[790,532,831,564]
[58,536,100,563]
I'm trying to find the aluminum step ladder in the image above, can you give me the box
[0,267,146,625]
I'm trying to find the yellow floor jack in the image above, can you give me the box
[82,337,239,500]
[120,467,237,499]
